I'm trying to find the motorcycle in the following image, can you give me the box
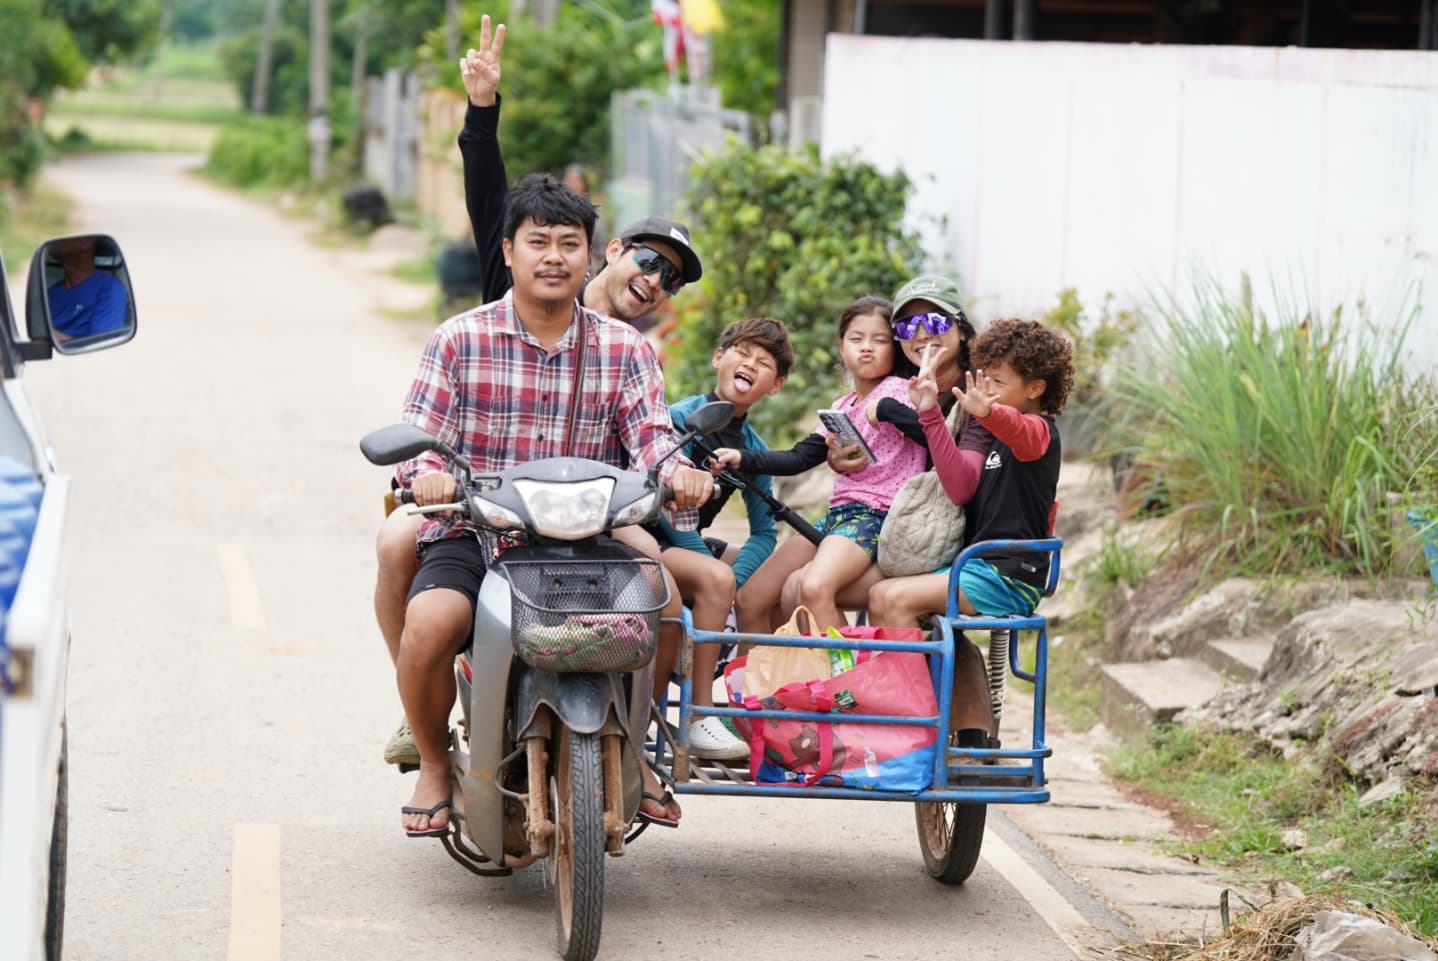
[358,400,733,961]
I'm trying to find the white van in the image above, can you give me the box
[0,234,136,961]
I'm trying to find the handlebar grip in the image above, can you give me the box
[397,487,415,505]
[657,482,723,504]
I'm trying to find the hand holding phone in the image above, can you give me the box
[818,408,878,465]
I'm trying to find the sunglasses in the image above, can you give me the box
[892,311,959,340]
[625,244,685,296]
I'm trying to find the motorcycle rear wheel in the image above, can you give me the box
[553,728,606,961]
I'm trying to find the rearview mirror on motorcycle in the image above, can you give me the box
[359,423,472,478]
[646,400,733,483]
[681,400,733,437]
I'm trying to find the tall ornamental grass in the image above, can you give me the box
[1113,276,1437,577]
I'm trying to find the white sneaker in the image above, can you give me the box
[688,715,750,761]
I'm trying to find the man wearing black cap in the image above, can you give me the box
[457,14,702,324]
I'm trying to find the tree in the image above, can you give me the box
[711,0,780,115]
[44,0,163,66]
[667,142,926,445]
[0,0,85,189]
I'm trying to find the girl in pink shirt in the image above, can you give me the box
[713,296,927,633]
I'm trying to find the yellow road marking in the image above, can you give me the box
[227,822,282,961]
[217,542,267,631]
[982,827,1093,956]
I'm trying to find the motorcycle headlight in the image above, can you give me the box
[470,495,525,530]
[513,477,615,539]
[612,491,658,528]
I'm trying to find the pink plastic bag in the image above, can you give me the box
[743,645,939,793]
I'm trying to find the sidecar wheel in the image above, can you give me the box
[915,799,986,884]
[915,729,987,884]
[553,728,605,961]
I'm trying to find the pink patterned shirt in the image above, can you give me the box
[817,376,927,512]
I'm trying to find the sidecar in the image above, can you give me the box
[652,537,1062,883]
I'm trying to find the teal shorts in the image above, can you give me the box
[814,502,886,562]
[937,558,1040,617]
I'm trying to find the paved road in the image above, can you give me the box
[26,152,1089,961]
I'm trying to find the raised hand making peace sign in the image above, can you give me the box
[906,342,946,413]
[460,14,505,108]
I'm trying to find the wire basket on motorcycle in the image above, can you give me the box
[503,558,669,673]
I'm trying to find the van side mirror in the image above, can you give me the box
[24,233,137,358]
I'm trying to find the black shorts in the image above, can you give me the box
[408,536,489,606]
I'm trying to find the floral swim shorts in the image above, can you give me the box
[814,502,887,561]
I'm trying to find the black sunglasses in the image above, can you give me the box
[625,244,685,295]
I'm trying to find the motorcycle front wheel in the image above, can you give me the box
[552,727,606,961]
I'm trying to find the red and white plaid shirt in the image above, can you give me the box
[397,293,696,543]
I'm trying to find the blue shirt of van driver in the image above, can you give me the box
[48,271,127,339]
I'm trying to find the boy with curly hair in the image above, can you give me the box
[869,318,1075,626]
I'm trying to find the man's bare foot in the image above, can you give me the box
[638,765,681,824]
[401,763,452,835]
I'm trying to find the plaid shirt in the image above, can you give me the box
[397,292,696,544]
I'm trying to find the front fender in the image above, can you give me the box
[513,669,628,737]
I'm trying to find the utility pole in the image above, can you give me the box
[251,0,281,113]
[1013,0,1035,40]
[308,0,331,182]
[445,0,460,60]
[984,0,1005,39]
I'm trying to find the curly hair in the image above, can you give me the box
[971,318,1075,415]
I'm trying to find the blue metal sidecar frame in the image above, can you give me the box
[650,538,1064,804]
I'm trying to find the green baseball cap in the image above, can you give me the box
[891,274,974,326]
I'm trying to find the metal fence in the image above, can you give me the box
[362,68,421,202]
[608,86,754,229]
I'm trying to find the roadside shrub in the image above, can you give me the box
[204,115,308,188]
[1041,288,1140,458]
[667,140,925,446]
[1111,275,1436,577]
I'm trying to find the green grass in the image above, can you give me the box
[391,254,438,286]
[45,39,238,153]
[49,98,239,126]
[1113,275,1437,579]
[1034,633,1101,732]
[0,182,72,273]
[44,114,223,153]
[1106,724,1438,937]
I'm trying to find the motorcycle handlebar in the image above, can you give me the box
[658,482,723,505]
[691,442,824,547]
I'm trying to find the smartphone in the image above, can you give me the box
[818,408,878,465]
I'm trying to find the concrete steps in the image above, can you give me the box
[1099,635,1275,735]
[1199,637,1273,682]
[1098,657,1226,735]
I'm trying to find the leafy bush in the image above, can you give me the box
[1112,275,1437,577]
[204,115,309,188]
[1041,288,1140,458]
[665,140,925,446]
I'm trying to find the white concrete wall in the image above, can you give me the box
[821,36,1438,367]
